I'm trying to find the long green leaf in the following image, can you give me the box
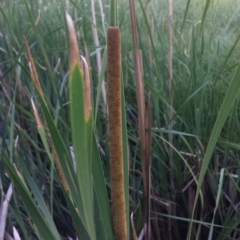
[92,132,115,239]
[69,62,96,239]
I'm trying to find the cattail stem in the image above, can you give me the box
[107,27,127,240]
[110,0,117,26]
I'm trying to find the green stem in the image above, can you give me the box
[110,0,117,26]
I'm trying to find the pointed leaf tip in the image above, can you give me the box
[80,55,92,119]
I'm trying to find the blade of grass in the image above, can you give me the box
[91,0,107,105]
[181,0,191,33]
[208,168,224,240]
[92,132,115,239]
[200,0,211,32]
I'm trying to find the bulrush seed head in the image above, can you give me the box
[107,26,127,240]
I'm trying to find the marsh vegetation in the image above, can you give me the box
[1,0,240,239]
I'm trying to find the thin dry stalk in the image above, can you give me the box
[129,0,138,50]
[107,27,127,240]
[145,93,152,239]
[131,212,138,240]
[188,186,196,240]
[168,0,174,238]
[23,37,69,193]
[13,227,21,240]
[129,0,151,238]
[145,0,154,79]
[91,0,107,105]
[97,0,106,36]
[135,50,146,170]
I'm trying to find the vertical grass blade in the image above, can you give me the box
[92,135,115,239]
[90,0,107,105]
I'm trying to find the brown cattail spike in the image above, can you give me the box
[107,27,127,240]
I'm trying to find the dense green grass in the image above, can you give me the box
[1,0,240,239]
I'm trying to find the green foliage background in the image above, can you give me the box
[1,0,240,239]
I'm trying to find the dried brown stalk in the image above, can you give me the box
[91,0,107,105]
[129,0,152,238]
[23,37,69,193]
